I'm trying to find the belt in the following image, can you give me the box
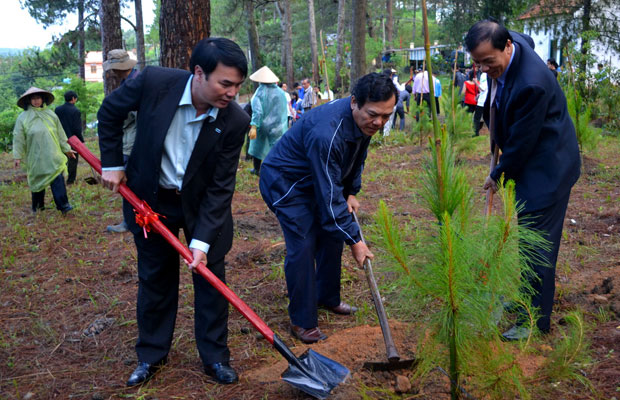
[158,186,181,196]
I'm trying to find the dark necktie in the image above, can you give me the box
[495,79,504,108]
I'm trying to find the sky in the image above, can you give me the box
[0,1,156,50]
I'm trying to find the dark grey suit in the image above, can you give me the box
[98,66,250,365]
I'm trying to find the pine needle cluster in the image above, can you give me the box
[410,100,433,145]
[537,311,595,394]
[374,128,551,399]
[441,85,476,150]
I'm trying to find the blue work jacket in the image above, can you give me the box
[259,97,369,245]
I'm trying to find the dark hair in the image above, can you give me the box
[382,68,393,76]
[189,37,248,78]
[291,91,298,101]
[405,85,412,94]
[351,72,398,109]
[464,19,513,52]
[64,90,78,102]
[547,58,559,68]
[293,82,300,88]
[468,70,475,80]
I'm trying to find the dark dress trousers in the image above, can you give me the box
[97,66,250,365]
[484,32,581,332]
[55,101,83,183]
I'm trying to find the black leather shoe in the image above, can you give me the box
[204,362,238,384]
[126,360,166,387]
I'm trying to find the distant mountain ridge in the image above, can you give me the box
[0,48,23,56]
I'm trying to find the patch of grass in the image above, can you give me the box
[358,381,403,399]
[537,311,595,395]
[354,300,377,325]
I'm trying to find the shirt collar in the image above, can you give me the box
[497,41,517,86]
[180,75,219,122]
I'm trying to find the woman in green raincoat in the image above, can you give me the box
[13,87,75,213]
[247,66,289,175]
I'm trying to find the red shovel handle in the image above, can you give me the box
[68,137,275,344]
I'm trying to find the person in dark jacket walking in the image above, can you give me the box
[466,19,580,341]
[54,90,83,184]
[259,73,397,344]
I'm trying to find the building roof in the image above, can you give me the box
[518,0,578,19]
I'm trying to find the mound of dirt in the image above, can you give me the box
[243,321,419,399]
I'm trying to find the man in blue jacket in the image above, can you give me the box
[259,73,397,343]
[465,20,580,340]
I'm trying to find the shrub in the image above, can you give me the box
[0,106,20,152]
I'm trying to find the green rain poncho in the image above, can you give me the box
[13,105,70,193]
[248,83,289,160]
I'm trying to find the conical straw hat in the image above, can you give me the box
[249,66,279,83]
[17,87,54,109]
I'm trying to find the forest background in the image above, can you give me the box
[1,0,619,151]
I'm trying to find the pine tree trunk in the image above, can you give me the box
[366,9,375,38]
[334,0,346,96]
[100,0,123,95]
[351,0,367,89]
[412,0,416,43]
[160,0,210,70]
[308,0,320,84]
[276,0,294,86]
[579,0,591,73]
[245,0,262,84]
[386,0,393,44]
[135,0,146,70]
[78,0,85,81]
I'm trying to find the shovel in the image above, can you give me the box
[68,137,349,399]
[352,211,416,371]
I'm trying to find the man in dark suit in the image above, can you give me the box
[55,90,83,184]
[465,20,580,340]
[97,38,249,386]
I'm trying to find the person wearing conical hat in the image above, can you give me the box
[13,87,75,214]
[247,66,289,176]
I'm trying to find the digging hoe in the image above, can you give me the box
[353,211,416,371]
[68,137,349,399]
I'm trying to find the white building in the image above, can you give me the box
[519,0,620,72]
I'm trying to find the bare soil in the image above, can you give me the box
[0,133,618,399]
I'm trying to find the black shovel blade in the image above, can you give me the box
[281,349,350,399]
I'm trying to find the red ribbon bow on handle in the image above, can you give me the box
[134,201,163,238]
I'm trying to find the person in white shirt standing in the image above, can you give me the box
[473,71,488,136]
[279,82,294,127]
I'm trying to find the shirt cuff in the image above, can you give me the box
[189,239,210,255]
[102,166,125,171]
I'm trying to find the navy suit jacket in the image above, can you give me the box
[97,66,250,261]
[484,32,580,213]
[55,102,83,142]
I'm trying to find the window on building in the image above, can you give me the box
[90,64,97,74]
